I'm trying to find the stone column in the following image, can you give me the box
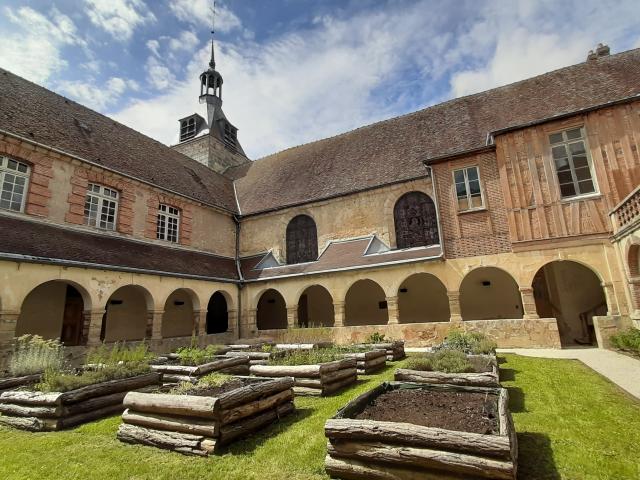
[85,309,106,346]
[286,306,298,329]
[150,309,164,342]
[0,309,19,368]
[196,310,207,337]
[227,309,238,337]
[333,301,345,327]
[447,291,463,323]
[386,296,399,324]
[601,282,619,316]
[519,287,539,320]
[246,308,258,337]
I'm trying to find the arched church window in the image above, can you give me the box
[286,215,318,264]
[393,191,438,248]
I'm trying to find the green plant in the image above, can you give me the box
[268,347,345,366]
[261,344,275,353]
[87,341,154,367]
[170,372,232,395]
[175,344,224,366]
[405,350,474,373]
[366,332,386,344]
[37,362,151,393]
[610,328,640,354]
[281,327,332,344]
[436,329,496,354]
[7,335,64,377]
[403,357,433,371]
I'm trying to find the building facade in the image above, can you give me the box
[1,44,639,365]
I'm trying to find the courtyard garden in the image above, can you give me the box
[0,343,639,479]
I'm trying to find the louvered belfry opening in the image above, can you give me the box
[393,191,438,249]
[286,214,318,264]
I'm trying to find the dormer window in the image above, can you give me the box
[224,123,237,150]
[180,118,197,142]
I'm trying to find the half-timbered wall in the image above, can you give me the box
[495,100,640,243]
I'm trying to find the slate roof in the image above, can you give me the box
[233,48,640,215]
[0,69,238,212]
[240,237,442,280]
[0,215,239,281]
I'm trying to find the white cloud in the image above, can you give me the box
[84,0,156,41]
[146,39,161,57]
[0,6,84,82]
[169,31,200,53]
[145,56,176,90]
[169,0,241,32]
[58,77,137,110]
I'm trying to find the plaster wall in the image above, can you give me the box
[104,286,149,342]
[162,289,195,338]
[16,282,67,339]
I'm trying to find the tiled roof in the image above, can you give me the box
[0,69,238,212]
[0,215,239,281]
[240,237,442,281]
[233,48,640,214]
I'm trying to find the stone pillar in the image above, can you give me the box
[247,308,258,336]
[227,309,238,337]
[519,287,539,320]
[386,296,399,324]
[602,282,619,316]
[0,309,19,368]
[333,301,345,327]
[447,291,463,323]
[286,306,298,329]
[86,309,106,346]
[196,310,207,336]
[150,309,164,342]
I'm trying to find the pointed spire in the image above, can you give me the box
[208,0,216,69]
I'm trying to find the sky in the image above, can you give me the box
[1,1,639,160]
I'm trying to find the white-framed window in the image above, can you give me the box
[549,126,597,199]
[453,166,484,211]
[157,204,180,243]
[84,183,118,230]
[0,156,30,212]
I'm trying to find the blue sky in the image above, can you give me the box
[1,0,639,159]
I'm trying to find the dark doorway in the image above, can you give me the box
[60,285,84,346]
[297,294,309,327]
[206,292,229,334]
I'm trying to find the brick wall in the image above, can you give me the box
[434,150,512,258]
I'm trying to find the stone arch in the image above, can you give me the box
[257,289,287,330]
[102,285,153,342]
[298,285,334,327]
[627,242,640,309]
[286,214,318,264]
[162,288,197,338]
[398,273,450,323]
[16,280,92,346]
[532,260,607,346]
[393,191,439,249]
[345,279,388,326]
[460,267,523,320]
[207,291,230,334]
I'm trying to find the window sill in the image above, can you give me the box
[560,192,601,203]
[457,207,487,215]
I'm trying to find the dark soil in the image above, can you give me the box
[355,389,499,434]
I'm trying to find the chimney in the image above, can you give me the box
[587,43,610,61]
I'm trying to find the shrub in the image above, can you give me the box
[175,344,224,366]
[269,347,345,366]
[403,357,433,371]
[169,372,232,395]
[405,350,474,373]
[8,335,64,377]
[436,329,496,354]
[87,341,154,367]
[281,327,332,344]
[610,328,640,354]
[261,344,275,353]
[366,332,387,344]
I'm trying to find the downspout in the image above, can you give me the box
[424,164,445,260]
[233,214,244,341]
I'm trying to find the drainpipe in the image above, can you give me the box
[233,214,244,340]
[424,164,445,254]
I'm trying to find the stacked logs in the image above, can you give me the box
[249,358,357,396]
[324,382,517,480]
[340,350,386,375]
[223,350,286,366]
[151,356,250,385]
[117,377,295,456]
[0,374,41,394]
[0,372,160,431]
[357,341,405,361]
[395,354,499,387]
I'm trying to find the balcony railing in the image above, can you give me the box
[612,185,640,234]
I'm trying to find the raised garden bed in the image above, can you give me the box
[275,342,333,350]
[356,341,405,361]
[225,339,276,351]
[223,349,286,366]
[151,356,249,384]
[117,376,295,456]
[0,374,41,394]
[0,372,160,431]
[395,353,499,387]
[340,349,386,375]
[325,382,517,480]
[250,358,357,396]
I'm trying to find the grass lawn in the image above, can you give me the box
[0,354,639,480]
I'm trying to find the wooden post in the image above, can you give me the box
[0,309,19,368]
[286,306,298,329]
[386,296,399,324]
[86,309,106,346]
[333,301,345,327]
[519,287,539,320]
[447,291,463,323]
[151,309,164,342]
[601,282,619,316]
